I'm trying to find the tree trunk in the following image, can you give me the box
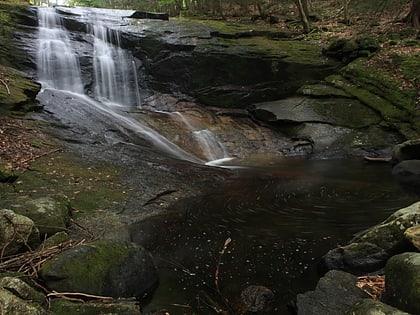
[296,0,311,33]
[343,0,350,25]
[410,0,420,28]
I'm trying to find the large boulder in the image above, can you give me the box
[0,209,40,256]
[384,252,420,314]
[38,239,158,299]
[9,195,72,237]
[295,270,369,315]
[319,201,420,274]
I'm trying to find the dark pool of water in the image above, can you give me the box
[136,158,419,314]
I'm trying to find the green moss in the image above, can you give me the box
[0,66,41,114]
[0,152,127,219]
[50,299,141,315]
[39,240,130,294]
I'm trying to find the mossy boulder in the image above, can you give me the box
[385,252,420,314]
[323,36,379,62]
[9,194,72,237]
[0,66,41,114]
[320,201,420,274]
[324,57,419,139]
[38,239,158,299]
[0,209,40,256]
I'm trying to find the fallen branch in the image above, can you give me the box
[363,156,392,163]
[47,291,114,301]
[0,79,10,95]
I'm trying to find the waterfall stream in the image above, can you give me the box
[35,6,228,164]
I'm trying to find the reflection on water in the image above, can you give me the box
[133,159,419,314]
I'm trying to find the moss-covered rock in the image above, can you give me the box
[49,299,141,315]
[38,239,158,299]
[320,202,420,274]
[9,194,72,237]
[385,252,420,314]
[322,36,379,62]
[0,66,41,114]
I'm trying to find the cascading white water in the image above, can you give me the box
[35,6,231,165]
[92,23,141,107]
[170,111,229,162]
[37,7,84,93]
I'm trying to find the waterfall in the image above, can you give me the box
[91,23,141,107]
[171,112,231,163]
[37,7,84,93]
[35,6,230,165]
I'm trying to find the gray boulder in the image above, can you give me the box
[0,209,40,256]
[38,239,158,299]
[10,194,71,237]
[385,252,420,314]
[320,201,420,274]
[295,270,369,315]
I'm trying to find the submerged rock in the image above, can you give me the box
[38,239,158,299]
[240,285,275,313]
[384,252,420,314]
